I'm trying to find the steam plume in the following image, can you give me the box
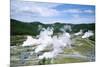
[82,30,94,38]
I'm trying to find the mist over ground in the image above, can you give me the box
[10,1,95,66]
[10,19,95,66]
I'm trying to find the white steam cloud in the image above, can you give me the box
[82,30,94,38]
[22,26,94,59]
[38,32,72,59]
[22,36,38,46]
[60,25,72,32]
[22,26,72,59]
[74,30,83,36]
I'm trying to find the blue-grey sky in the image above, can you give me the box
[11,0,95,24]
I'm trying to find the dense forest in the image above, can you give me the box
[11,19,95,36]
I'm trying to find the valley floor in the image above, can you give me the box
[10,35,95,66]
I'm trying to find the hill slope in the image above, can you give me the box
[11,19,95,36]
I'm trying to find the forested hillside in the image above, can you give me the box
[11,19,95,36]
